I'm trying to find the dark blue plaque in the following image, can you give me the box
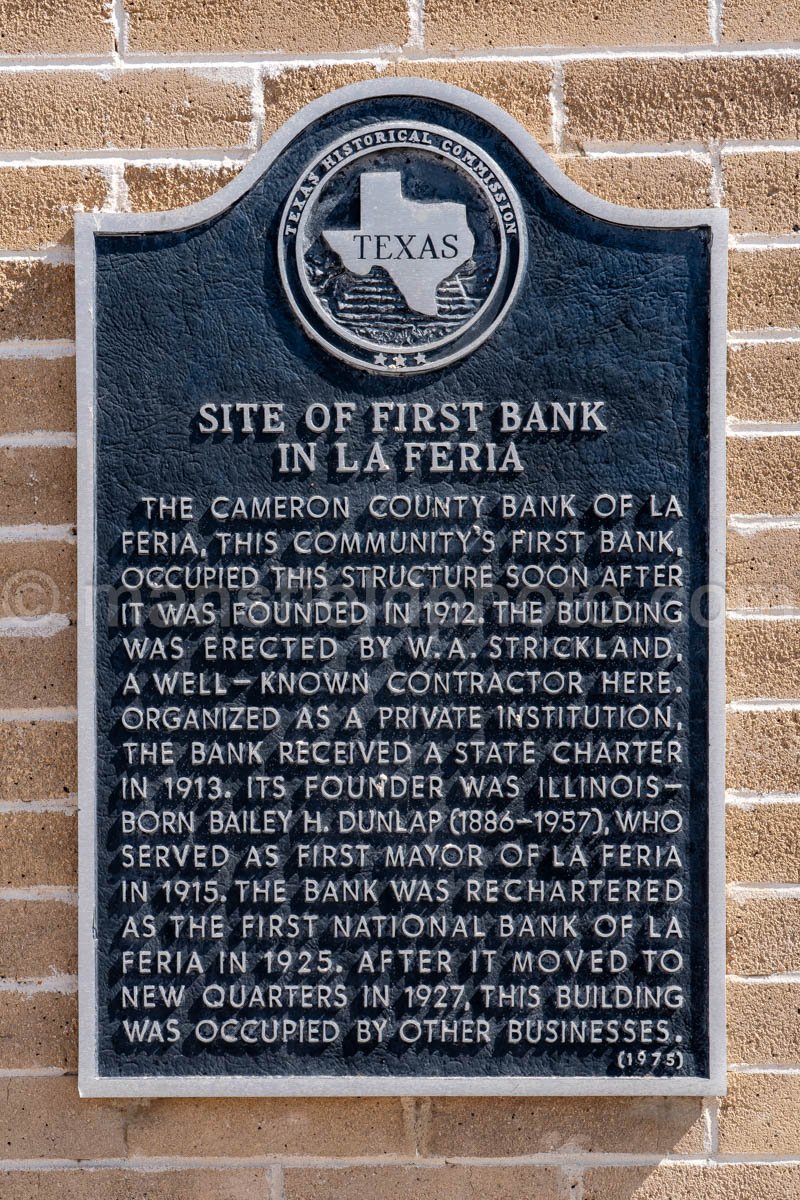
[77,79,726,1097]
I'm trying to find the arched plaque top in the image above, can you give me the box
[76,77,729,240]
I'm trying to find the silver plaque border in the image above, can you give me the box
[278,120,526,372]
[76,76,727,1098]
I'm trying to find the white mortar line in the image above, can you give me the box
[111,0,127,60]
[0,1154,724,1170]
[722,140,800,152]
[727,609,800,620]
[729,514,800,531]
[708,0,722,44]
[0,524,75,542]
[726,613,800,622]
[727,700,800,711]
[727,972,800,984]
[732,238,800,251]
[549,61,566,153]
[0,887,78,904]
[728,884,800,896]
[407,0,425,50]
[0,615,71,638]
[271,1165,286,1200]
[730,1062,800,1073]
[250,66,266,150]
[732,233,800,248]
[0,1067,67,1077]
[0,151,253,168]
[0,432,76,448]
[0,340,75,359]
[0,707,77,721]
[9,43,800,68]
[703,1097,720,1156]
[0,149,254,166]
[0,798,77,813]
[0,247,74,265]
[0,975,78,994]
[726,791,800,806]
[727,420,800,435]
[586,141,711,156]
[582,145,712,161]
[708,141,724,206]
[106,158,126,212]
[728,329,800,344]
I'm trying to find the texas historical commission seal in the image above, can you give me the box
[279,122,527,374]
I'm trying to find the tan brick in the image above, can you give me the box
[0,0,113,54]
[263,63,383,139]
[264,62,553,146]
[0,991,77,1069]
[564,57,800,147]
[420,1096,705,1157]
[729,342,800,423]
[127,1096,413,1157]
[0,71,251,153]
[729,982,800,1063]
[0,167,108,251]
[0,626,76,707]
[727,711,800,794]
[728,893,800,975]
[0,900,76,978]
[719,1072,800,1155]
[0,541,76,621]
[558,153,710,209]
[124,164,241,212]
[0,261,74,340]
[426,0,708,50]
[0,357,76,433]
[722,0,800,43]
[729,249,800,330]
[0,811,77,888]
[284,1166,567,1200]
[129,0,407,53]
[0,1169,269,1200]
[0,1075,128,1160]
[0,721,77,801]
[727,620,800,700]
[0,447,76,524]
[728,438,800,515]
[584,1164,800,1200]
[394,61,553,146]
[727,804,800,885]
[728,530,800,610]
[723,152,800,235]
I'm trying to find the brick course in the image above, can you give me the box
[563,57,800,147]
[728,342,800,422]
[727,804,800,884]
[0,721,77,801]
[0,810,77,887]
[0,72,252,153]
[127,0,409,54]
[0,357,77,433]
[425,0,710,50]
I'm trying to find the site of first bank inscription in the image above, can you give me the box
[76,79,725,1095]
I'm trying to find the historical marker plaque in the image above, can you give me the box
[77,80,726,1096]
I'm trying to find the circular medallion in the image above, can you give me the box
[279,121,526,374]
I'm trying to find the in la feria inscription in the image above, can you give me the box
[76,80,727,1097]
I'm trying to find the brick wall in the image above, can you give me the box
[0,1,798,1197]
